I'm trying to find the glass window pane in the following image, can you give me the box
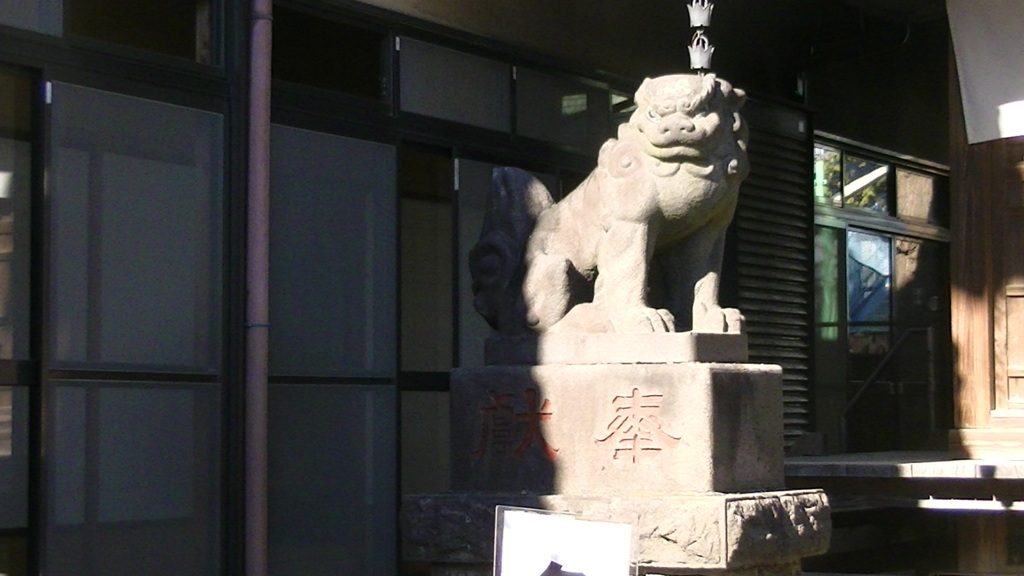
[49,83,223,371]
[894,237,948,326]
[516,68,611,151]
[66,0,214,63]
[269,125,396,377]
[847,229,891,325]
[273,6,386,100]
[0,387,28,529]
[814,226,843,326]
[399,38,511,132]
[0,0,60,35]
[399,144,453,373]
[843,154,890,214]
[269,384,396,576]
[813,145,842,207]
[0,73,33,360]
[896,168,947,225]
[47,382,221,576]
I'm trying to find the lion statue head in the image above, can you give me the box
[630,73,748,172]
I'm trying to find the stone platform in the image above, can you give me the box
[402,490,831,576]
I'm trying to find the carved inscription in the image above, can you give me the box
[473,388,557,460]
[596,388,680,462]
[472,392,515,457]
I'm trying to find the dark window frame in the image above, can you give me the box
[812,133,951,453]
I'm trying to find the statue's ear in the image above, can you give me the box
[728,86,747,110]
[635,78,652,105]
[717,79,746,110]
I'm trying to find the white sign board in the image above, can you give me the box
[494,506,635,576]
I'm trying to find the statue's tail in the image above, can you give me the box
[468,167,553,334]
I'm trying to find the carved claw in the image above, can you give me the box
[611,306,676,333]
[693,303,745,334]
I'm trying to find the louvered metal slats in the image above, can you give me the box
[735,120,814,449]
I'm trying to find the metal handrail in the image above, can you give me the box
[840,326,933,451]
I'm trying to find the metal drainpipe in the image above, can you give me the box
[246,0,272,574]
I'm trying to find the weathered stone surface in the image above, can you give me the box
[451,362,784,494]
[401,493,543,564]
[483,331,749,366]
[400,490,831,572]
[724,493,832,566]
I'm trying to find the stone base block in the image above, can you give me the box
[451,362,784,494]
[401,489,831,575]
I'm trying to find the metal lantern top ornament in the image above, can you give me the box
[687,0,715,72]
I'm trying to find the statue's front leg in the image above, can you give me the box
[595,220,675,333]
[689,226,744,334]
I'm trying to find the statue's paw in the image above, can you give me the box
[693,304,745,334]
[723,308,745,334]
[612,306,676,333]
[524,254,573,331]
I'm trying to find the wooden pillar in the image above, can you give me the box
[948,50,994,431]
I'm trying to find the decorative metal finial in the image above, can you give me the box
[687,0,713,27]
[687,0,715,72]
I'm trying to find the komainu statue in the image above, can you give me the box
[470,73,749,335]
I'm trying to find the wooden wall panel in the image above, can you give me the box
[948,48,1024,455]
[999,149,1024,409]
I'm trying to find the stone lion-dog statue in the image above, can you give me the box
[469,73,749,335]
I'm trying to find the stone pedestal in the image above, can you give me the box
[401,333,830,575]
[451,361,783,495]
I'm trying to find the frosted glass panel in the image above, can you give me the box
[0,0,60,35]
[516,68,611,151]
[52,386,86,526]
[47,382,221,576]
[269,384,396,576]
[97,388,195,522]
[49,83,223,371]
[400,37,511,131]
[0,387,28,528]
[270,125,396,377]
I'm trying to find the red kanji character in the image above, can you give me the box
[595,388,680,463]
